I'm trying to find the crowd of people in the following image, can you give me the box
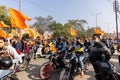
[0,33,115,79]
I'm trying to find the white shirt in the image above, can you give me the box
[6,44,23,63]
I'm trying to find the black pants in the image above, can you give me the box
[91,62,104,80]
[91,62,100,73]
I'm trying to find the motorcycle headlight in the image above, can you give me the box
[65,63,71,68]
[46,54,51,59]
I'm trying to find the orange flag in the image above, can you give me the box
[28,29,34,37]
[9,8,31,29]
[0,29,8,38]
[101,31,104,36]
[70,28,77,36]
[95,27,101,34]
[49,42,56,53]
[0,21,8,28]
[22,28,34,37]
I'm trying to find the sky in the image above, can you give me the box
[0,0,118,33]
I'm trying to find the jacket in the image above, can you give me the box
[89,42,111,62]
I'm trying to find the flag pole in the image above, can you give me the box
[18,0,22,39]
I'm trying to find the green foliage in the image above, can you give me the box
[77,30,87,39]
[68,19,87,30]
[30,14,106,39]
[0,6,11,25]
[49,22,70,38]
[86,27,95,38]
[32,15,54,34]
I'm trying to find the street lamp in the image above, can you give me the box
[92,12,101,27]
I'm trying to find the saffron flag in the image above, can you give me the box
[28,29,34,37]
[0,29,8,38]
[70,27,77,36]
[9,8,31,29]
[101,31,104,36]
[95,28,105,36]
[49,42,56,53]
[0,21,8,28]
[22,28,34,37]
[95,27,101,34]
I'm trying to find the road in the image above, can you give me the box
[16,51,120,80]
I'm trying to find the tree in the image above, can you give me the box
[48,22,72,38]
[49,22,66,38]
[77,30,87,39]
[0,6,10,25]
[68,19,87,30]
[32,15,55,34]
[86,27,95,38]
[0,6,11,33]
[67,19,88,38]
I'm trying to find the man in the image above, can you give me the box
[55,37,67,53]
[89,34,111,80]
[12,35,21,54]
[0,37,22,69]
[55,37,67,67]
[74,37,85,78]
[6,38,22,64]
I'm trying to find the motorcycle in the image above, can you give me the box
[94,61,120,80]
[39,51,64,80]
[0,69,18,80]
[19,53,30,71]
[0,58,18,80]
[59,51,80,80]
[0,54,30,80]
[35,44,46,58]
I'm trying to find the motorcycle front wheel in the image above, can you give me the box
[59,68,73,80]
[39,61,53,80]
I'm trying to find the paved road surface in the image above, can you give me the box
[16,51,120,80]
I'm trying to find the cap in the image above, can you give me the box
[93,34,101,38]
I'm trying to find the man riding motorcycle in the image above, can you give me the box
[0,37,22,69]
[55,37,67,67]
[89,34,111,80]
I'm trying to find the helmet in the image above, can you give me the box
[57,37,63,41]
[0,57,13,69]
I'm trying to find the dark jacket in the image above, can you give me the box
[89,42,111,62]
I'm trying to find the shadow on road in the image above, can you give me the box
[26,64,41,80]
[110,53,120,72]
[24,59,62,80]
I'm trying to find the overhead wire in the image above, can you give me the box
[24,0,65,24]
[99,0,113,13]
[25,0,53,16]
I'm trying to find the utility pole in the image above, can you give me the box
[18,0,22,38]
[113,0,119,42]
[108,24,109,34]
[92,12,101,27]
[19,0,22,12]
